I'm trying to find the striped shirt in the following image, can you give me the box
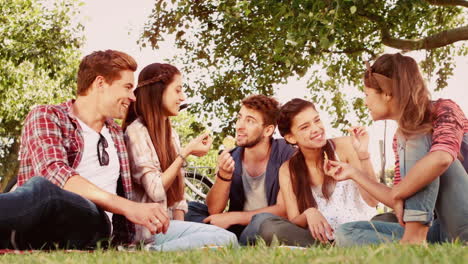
[17,100,135,244]
[393,99,468,185]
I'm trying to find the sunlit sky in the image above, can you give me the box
[80,0,466,172]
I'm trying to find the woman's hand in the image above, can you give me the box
[304,208,333,244]
[124,201,170,235]
[349,126,370,159]
[183,132,213,157]
[324,160,359,181]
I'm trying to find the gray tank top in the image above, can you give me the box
[241,166,268,211]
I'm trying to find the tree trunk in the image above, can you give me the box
[0,138,20,192]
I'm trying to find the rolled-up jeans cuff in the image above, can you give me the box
[403,209,432,226]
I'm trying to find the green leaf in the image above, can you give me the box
[0,0,83,187]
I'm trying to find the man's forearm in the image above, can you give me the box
[392,151,452,200]
[63,174,133,215]
[235,204,286,226]
[206,179,231,214]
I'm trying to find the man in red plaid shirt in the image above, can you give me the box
[0,50,169,250]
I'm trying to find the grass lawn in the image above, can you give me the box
[0,243,466,264]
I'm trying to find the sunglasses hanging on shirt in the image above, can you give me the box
[97,133,109,166]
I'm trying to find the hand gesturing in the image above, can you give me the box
[349,126,370,157]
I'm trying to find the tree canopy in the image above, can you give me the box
[141,0,468,139]
[0,0,83,187]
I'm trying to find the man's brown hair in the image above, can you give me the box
[77,50,137,95]
[241,95,280,127]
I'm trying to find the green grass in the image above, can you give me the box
[0,243,466,264]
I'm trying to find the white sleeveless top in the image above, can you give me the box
[311,142,376,239]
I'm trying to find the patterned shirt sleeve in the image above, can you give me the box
[430,99,466,161]
[392,135,401,185]
[23,106,78,187]
[125,123,167,203]
[170,199,188,213]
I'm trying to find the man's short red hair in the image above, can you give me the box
[77,50,137,95]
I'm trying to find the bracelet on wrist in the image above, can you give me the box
[217,171,232,182]
[358,152,370,160]
[178,153,188,168]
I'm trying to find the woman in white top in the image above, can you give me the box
[257,98,378,246]
[122,63,237,251]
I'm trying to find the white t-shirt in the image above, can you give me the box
[75,118,120,226]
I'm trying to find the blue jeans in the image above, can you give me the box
[0,177,110,249]
[335,133,468,246]
[185,201,269,245]
[147,220,238,251]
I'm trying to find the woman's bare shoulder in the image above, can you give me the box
[330,136,353,149]
[330,136,355,160]
[279,160,290,174]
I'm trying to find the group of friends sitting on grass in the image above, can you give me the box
[0,50,466,251]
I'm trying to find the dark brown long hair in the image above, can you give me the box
[122,63,183,207]
[278,98,336,214]
[365,53,433,137]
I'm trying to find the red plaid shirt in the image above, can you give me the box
[17,100,135,244]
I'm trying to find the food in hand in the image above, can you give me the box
[222,135,236,150]
[202,130,211,144]
[347,127,358,134]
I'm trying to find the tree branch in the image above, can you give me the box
[359,11,468,50]
[425,0,468,8]
[320,47,375,56]
[306,47,367,54]
[381,25,468,50]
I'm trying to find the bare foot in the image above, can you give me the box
[400,222,429,245]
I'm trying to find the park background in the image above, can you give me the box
[79,0,468,181]
[2,0,466,188]
[0,0,467,263]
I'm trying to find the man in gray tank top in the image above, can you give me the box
[242,167,268,211]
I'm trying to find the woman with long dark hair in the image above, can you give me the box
[257,98,378,246]
[333,53,468,246]
[123,63,237,251]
